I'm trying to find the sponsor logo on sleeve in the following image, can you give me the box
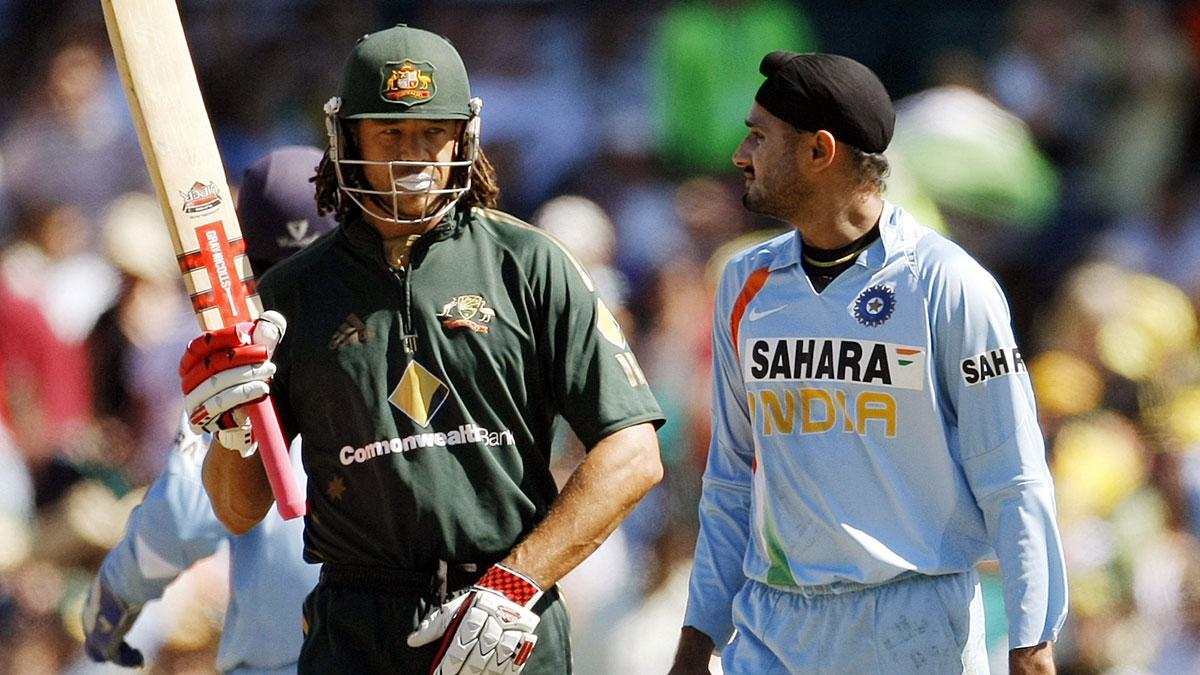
[961,347,1026,385]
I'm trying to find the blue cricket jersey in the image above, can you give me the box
[684,202,1068,650]
[96,419,317,673]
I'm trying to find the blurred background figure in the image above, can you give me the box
[1,1,1200,672]
[88,193,194,486]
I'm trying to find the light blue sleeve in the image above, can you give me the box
[683,263,755,647]
[927,246,1068,648]
[97,421,227,607]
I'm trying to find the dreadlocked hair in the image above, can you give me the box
[313,121,500,223]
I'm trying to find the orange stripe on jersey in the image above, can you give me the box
[895,348,921,355]
[730,267,771,360]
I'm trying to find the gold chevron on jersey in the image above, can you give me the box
[596,299,627,348]
[480,207,595,292]
[389,361,449,427]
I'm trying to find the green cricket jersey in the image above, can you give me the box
[258,206,664,572]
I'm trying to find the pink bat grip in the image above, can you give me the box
[248,398,305,519]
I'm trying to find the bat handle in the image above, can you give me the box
[247,398,306,520]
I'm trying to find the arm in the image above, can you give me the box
[185,312,287,535]
[503,421,661,588]
[930,253,1068,654]
[1010,642,1056,675]
[674,263,757,665]
[407,229,665,673]
[83,421,227,665]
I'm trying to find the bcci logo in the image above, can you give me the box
[852,284,896,327]
[438,294,495,334]
[380,60,435,106]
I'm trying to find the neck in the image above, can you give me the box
[365,210,442,239]
[791,191,883,250]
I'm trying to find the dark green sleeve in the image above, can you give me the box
[534,238,665,449]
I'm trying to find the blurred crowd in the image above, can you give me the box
[1,0,1199,673]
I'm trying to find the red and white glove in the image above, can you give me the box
[407,564,543,675]
[179,310,286,457]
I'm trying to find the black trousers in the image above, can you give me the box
[299,564,571,674]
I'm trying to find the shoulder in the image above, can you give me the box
[468,207,593,280]
[718,229,795,290]
[893,211,1009,315]
[900,215,998,292]
[469,207,562,254]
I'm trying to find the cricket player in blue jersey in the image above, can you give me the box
[81,146,336,673]
[670,52,1068,674]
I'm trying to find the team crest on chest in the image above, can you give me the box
[438,294,495,334]
[852,284,896,327]
[380,60,436,106]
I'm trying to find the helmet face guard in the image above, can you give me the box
[324,96,481,226]
[325,25,481,226]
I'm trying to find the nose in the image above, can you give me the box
[732,138,751,169]
[396,131,426,160]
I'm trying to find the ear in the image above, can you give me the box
[811,130,836,171]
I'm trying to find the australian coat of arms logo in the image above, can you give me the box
[380,60,435,106]
[438,294,495,334]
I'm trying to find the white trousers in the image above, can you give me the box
[722,570,989,674]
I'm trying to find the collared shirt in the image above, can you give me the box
[259,207,664,571]
[685,202,1067,649]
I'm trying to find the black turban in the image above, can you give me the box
[755,51,895,154]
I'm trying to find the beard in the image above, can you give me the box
[740,170,808,222]
[741,182,786,220]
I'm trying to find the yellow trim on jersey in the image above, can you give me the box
[478,207,596,292]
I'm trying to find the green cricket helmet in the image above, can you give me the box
[324,25,483,226]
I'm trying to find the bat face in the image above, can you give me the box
[174,184,260,329]
[102,0,304,518]
[100,0,262,332]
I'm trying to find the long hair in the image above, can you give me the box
[314,121,500,223]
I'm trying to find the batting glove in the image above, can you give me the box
[180,310,286,456]
[81,575,144,668]
[407,564,543,675]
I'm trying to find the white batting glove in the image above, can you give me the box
[407,564,543,674]
[179,310,286,456]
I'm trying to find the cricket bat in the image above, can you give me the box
[101,0,305,519]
